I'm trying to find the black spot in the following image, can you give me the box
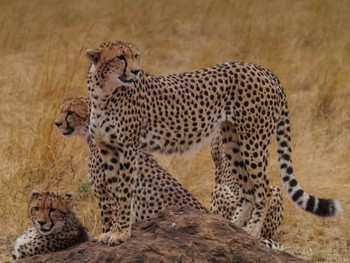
[282,176,290,182]
[289,179,297,187]
[282,154,290,161]
[280,141,288,148]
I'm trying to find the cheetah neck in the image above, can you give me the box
[87,68,141,148]
[76,123,90,143]
[87,68,113,144]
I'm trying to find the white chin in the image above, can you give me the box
[36,221,65,236]
[62,130,75,137]
[119,80,134,87]
[38,228,54,236]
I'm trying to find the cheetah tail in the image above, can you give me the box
[276,102,341,217]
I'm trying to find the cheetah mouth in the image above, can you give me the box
[39,227,52,233]
[36,221,65,236]
[63,128,74,136]
[119,75,135,85]
[36,225,55,236]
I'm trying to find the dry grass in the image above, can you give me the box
[0,0,349,261]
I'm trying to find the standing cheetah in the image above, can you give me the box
[55,97,284,249]
[12,191,88,260]
[85,41,340,243]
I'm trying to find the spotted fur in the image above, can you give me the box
[210,121,283,239]
[55,97,207,244]
[85,41,340,241]
[12,191,88,260]
[55,97,283,249]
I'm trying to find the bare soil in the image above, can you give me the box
[17,207,306,263]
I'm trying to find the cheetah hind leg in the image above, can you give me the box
[233,130,272,238]
[217,121,255,227]
[260,185,284,239]
[259,238,283,251]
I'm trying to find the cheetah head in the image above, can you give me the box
[54,97,89,140]
[29,190,74,236]
[86,41,141,95]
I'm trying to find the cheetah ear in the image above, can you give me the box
[64,192,74,201]
[86,49,101,65]
[30,190,41,199]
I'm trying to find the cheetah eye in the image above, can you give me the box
[33,206,39,211]
[135,54,140,59]
[117,55,125,60]
[49,208,56,212]
[67,111,73,116]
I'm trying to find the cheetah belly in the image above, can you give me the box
[140,119,222,155]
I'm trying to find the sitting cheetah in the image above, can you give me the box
[12,191,88,260]
[85,41,339,243]
[55,97,283,249]
[55,97,207,234]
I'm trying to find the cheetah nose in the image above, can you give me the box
[55,121,62,128]
[38,219,47,226]
[131,69,141,76]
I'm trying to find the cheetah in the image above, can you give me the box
[55,97,207,236]
[85,41,340,242]
[12,191,88,260]
[55,97,283,249]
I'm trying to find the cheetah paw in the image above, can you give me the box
[99,230,130,246]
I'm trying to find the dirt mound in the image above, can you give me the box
[19,207,306,263]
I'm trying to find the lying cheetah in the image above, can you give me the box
[85,41,339,242]
[55,97,283,249]
[12,191,88,260]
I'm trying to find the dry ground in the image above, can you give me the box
[0,0,349,262]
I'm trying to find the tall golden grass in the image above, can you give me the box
[0,0,349,261]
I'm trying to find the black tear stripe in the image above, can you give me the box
[121,56,127,76]
[65,112,74,132]
[48,210,54,228]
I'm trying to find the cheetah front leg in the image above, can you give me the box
[95,192,114,233]
[88,146,115,234]
[97,145,138,246]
